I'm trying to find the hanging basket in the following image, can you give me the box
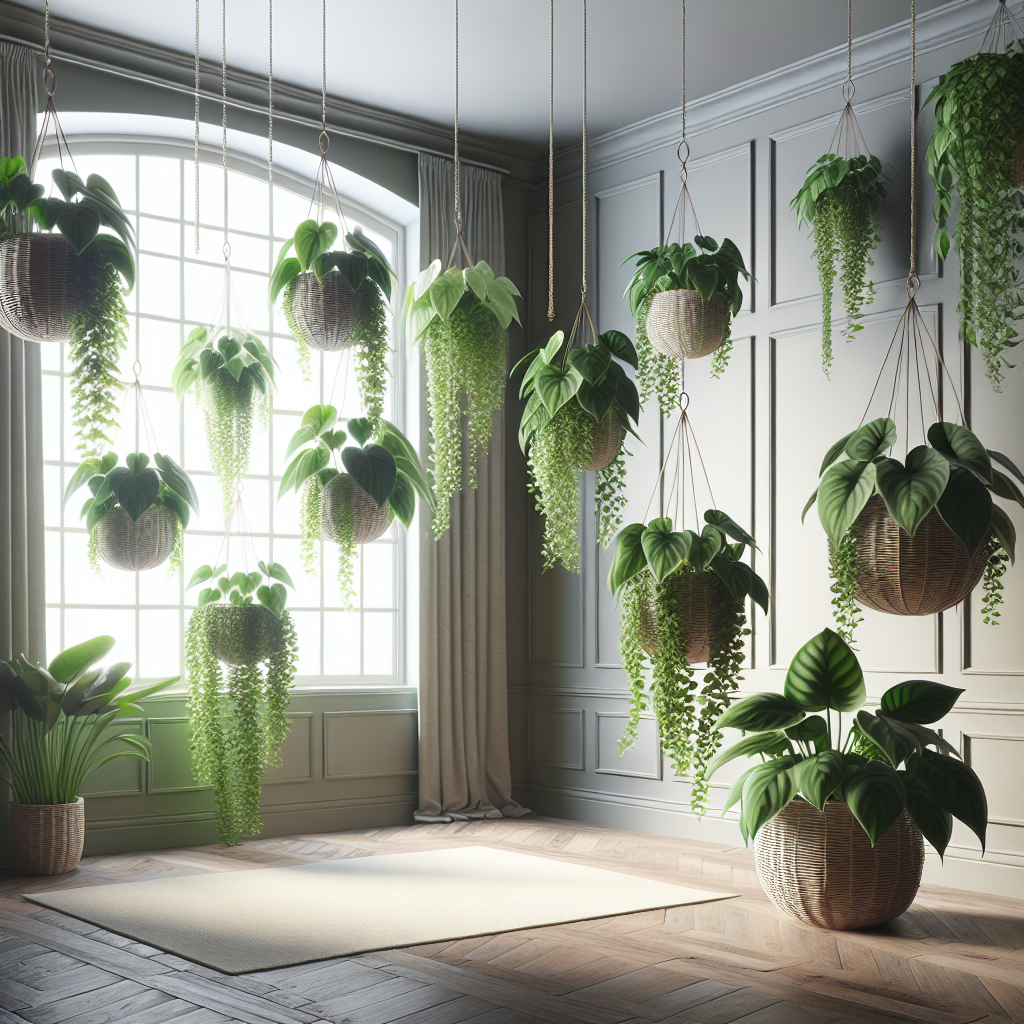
[200,604,285,666]
[0,234,86,344]
[321,472,393,545]
[755,798,924,930]
[645,289,730,361]
[851,495,988,616]
[581,411,624,472]
[9,798,86,876]
[637,571,738,664]
[284,271,356,352]
[94,506,177,572]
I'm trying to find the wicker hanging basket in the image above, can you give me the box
[285,271,356,352]
[755,798,924,930]
[94,506,177,572]
[637,571,738,664]
[0,233,86,343]
[645,289,730,361]
[201,604,285,666]
[321,472,394,545]
[9,798,86,875]
[850,494,988,616]
[581,411,624,472]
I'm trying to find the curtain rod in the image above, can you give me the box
[0,33,512,178]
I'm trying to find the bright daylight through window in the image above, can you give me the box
[40,147,403,685]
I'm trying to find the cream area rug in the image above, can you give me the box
[26,845,736,974]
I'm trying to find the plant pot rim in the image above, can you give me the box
[12,797,85,809]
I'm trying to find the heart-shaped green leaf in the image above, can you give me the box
[875,447,950,536]
[709,556,770,614]
[844,417,897,461]
[293,219,338,271]
[256,584,286,619]
[715,692,804,732]
[154,453,199,511]
[597,329,639,369]
[374,418,433,513]
[741,758,798,840]
[819,431,855,476]
[607,523,648,594]
[900,771,953,858]
[880,679,964,724]
[906,750,987,851]
[347,417,374,447]
[430,266,467,321]
[533,362,583,417]
[818,460,876,546]
[641,520,693,583]
[794,750,846,811]
[575,376,618,425]
[935,467,992,556]
[704,510,758,550]
[568,344,612,384]
[843,761,907,846]
[342,444,397,507]
[990,505,1016,563]
[927,421,992,484]
[784,628,865,712]
[106,465,160,520]
[56,202,102,254]
[854,710,920,768]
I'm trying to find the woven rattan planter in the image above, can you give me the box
[201,604,285,666]
[9,798,86,876]
[645,289,730,361]
[581,411,623,472]
[850,494,988,616]
[637,571,737,664]
[95,506,177,572]
[285,272,356,352]
[321,473,393,545]
[0,233,86,343]
[755,798,924,930]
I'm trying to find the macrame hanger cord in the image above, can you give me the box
[547,0,555,321]
[664,0,702,248]
[221,0,232,328]
[446,0,474,270]
[29,0,75,179]
[829,0,869,159]
[193,0,200,255]
[268,0,273,189]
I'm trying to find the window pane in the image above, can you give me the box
[139,215,181,257]
[362,543,394,609]
[363,613,394,675]
[139,156,180,218]
[139,254,181,319]
[139,318,183,392]
[324,611,360,676]
[290,610,321,676]
[139,609,181,679]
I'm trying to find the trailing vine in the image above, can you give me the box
[981,534,1009,625]
[329,474,358,608]
[298,476,324,574]
[351,278,390,428]
[281,279,311,382]
[635,295,682,418]
[595,450,629,549]
[710,338,733,379]
[828,530,863,646]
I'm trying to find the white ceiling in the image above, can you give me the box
[23,0,950,146]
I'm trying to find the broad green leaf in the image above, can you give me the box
[927,421,992,483]
[715,692,804,732]
[641,520,693,583]
[907,750,987,851]
[899,722,960,757]
[348,416,373,447]
[879,679,964,724]
[705,731,790,779]
[56,202,101,254]
[875,447,950,536]
[185,565,214,590]
[63,459,102,508]
[794,750,846,810]
[845,417,897,461]
[817,460,876,547]
[265,562,295,589]
[342,444,397,507]
[784,628,865,712]
[256,584,286,618]
[854,710,920,768]
[48,636,116,685]
[52,167,86,200]
[430,266,467,321]
[741,758,798,840]
[688,527,722,572]
[843,761,907,846]
[598,329,639,369]
[575,375,617,425]
[89,235,135,291]
[107,465,160,519]
[533,362,583,417]
[900,772,953,857]
[785,714,828,745]
[413,259,441,300]
[269,256,301,304]
[935,467,992,556]
[800,488,818,524]
[154,453,199,512]
[708,555,769,613]
[568,344,612,384]
[278,445,330,498]
[388,471,416,528]
[723,764,758,814]
[284,423,320,461]
[703,509,757,550]
[293,219,338,271]
[607,523,648,594]
[990,504,1016,563]
[988,449,1024,486]
[989,468,1024,510]
[375,418,433,512]
[8,676,45,720]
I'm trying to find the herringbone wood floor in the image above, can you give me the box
[0,817,1020,1024]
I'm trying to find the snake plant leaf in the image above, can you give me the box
[607,523,648,595]
[715,692,804,732]
[935,467,992,556]
[374,418,434,512]
[879,679,964,724]
[900,771,953,858]
[907,750,987,852]
[784,627,865,712]
[989,468,1024,510]
[597,329,639,369]
[347,417,373,447]
[990,504,1016,563]
[705,731,790,780]
[342,443,397,507]
[845,417,897,462]
[843,761,907,846]
[704,509,758,550]
[154,453,199,511]
[817,459,876,546]
[388,472,416,528]
[106,465,161,521]
[741,757,799,840]
[818,430,855,476]
[293,219,338,271]
[927,421,992,484]
[875,447,950,536]
[793,750,847,811]
[641,520,693,583]
[568,344,612,384]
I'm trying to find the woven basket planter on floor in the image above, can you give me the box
[755,798,924,930]
[201,604,285,666]
[645,289,730,361]
[637,571,737,664]
[851,495,988,616]
[9,798,86,876]
[0,234,86,343]
[321,473,393,545]
[285,272,356,352]
[95,506,177,572]
[581,411,624,472]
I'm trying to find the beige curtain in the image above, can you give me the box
[0,43,46,862]
[415,154,529,822]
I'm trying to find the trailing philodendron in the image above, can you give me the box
[0,159,135,457]
[172,327,276,519]
[792,154,887,376]
[804,417,1021,640]
[63,451,199,575]
[708,627,986,858]
[624,236,749,404]
[269,222,394,426]
[607,509,769,813]
[405,259,522,535]
[514,329,641,571]
[185,560,299,846]
[925,37,1024,390]
[278,406,431,606]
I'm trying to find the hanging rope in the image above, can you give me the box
[580,0,588,300]
[221,0,232,325]
[908,0,917,283]
[847,0,853,88]
[268,0,273,188]
[194,0,200,254]
[547,0,555,321]
[29,0,74,177]
[680,0,686,150]
[453,0,462,234]
[321,0,327,132]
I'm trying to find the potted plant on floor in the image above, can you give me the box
[62,450,199,575]
[792,153,887,376]
[405,259,522,535]
[709,627,987,929]
[0,159,135,457]
[607,509,769,812]
[514,329,641,572]
[172,326,276,520]
[278,405,431,606]
[803,417,1021,642]
[185,560,299,846]
[0,635,175,875]
[269,222,394,427]
[624,236,749,384]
